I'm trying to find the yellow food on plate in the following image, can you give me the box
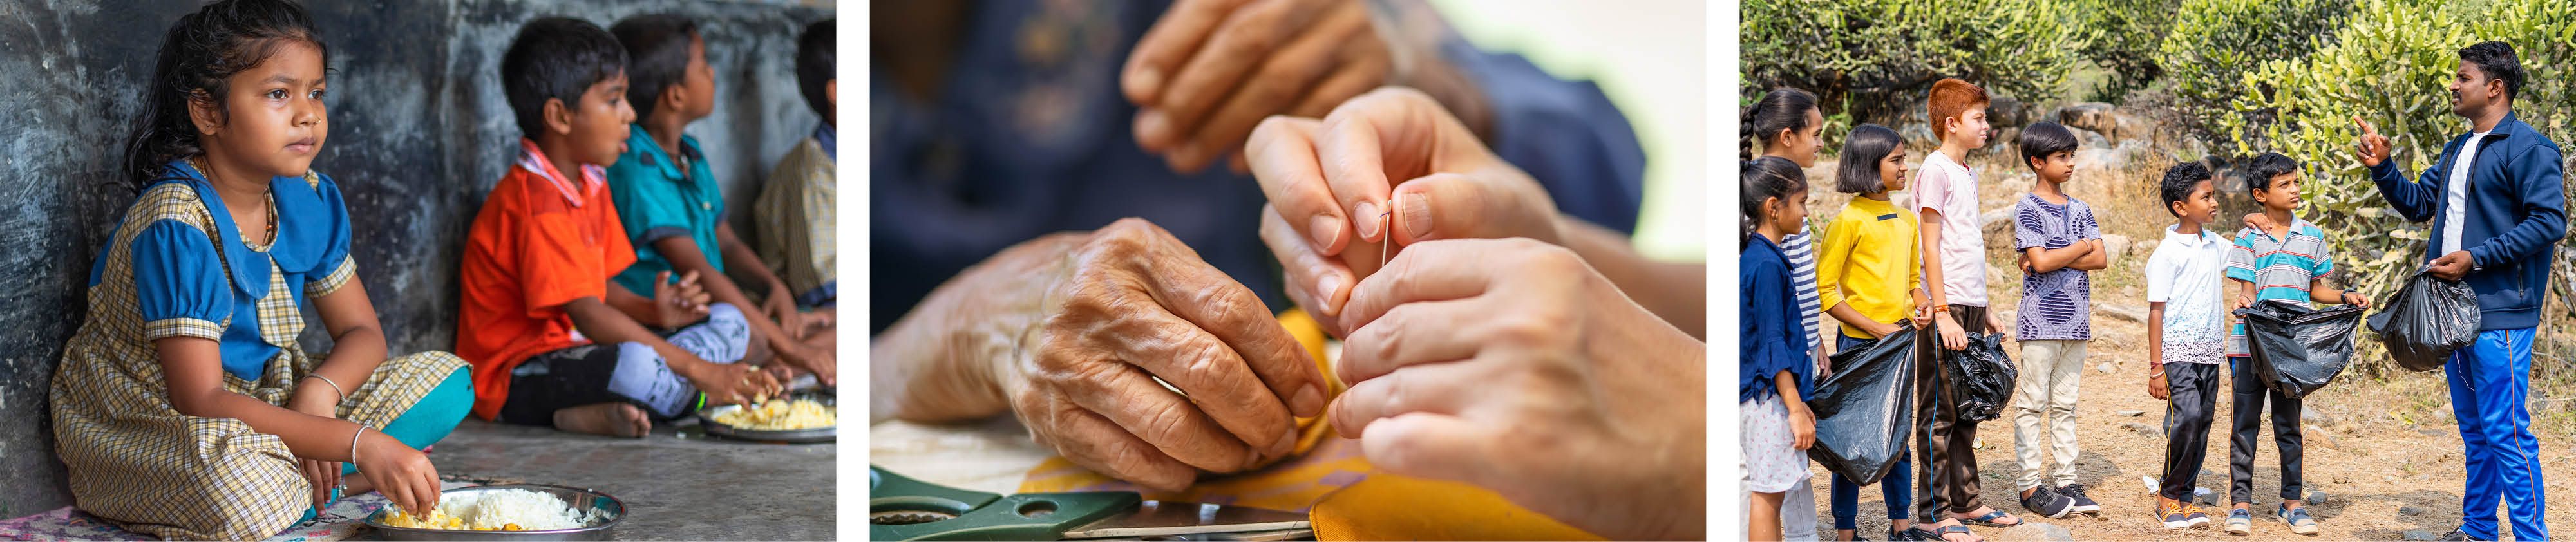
[712,398,836,430]
[383,509,473,531]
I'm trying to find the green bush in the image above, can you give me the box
[2154,0,2356,156]
[2221,0,2576,375]
[2070,0,2180,102]
[1742,0,2088,124]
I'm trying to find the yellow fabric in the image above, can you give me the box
[1815,196,1922,339]
[1016,312,1602,541]
[1310,476,1601,541]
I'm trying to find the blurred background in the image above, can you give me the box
[1436,0,1709,262]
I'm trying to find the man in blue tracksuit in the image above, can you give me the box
[2358,41,2562,542]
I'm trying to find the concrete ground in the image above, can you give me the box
[417,418,837,541]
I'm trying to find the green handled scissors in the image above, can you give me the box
[870,465,1313,541]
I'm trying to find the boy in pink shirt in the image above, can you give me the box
[1908,78,2023,542]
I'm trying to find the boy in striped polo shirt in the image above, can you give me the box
[2007,122,2105,519]
[2222,152,2369,536]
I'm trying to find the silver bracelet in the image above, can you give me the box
[349,422,366,464]
[305,373,348,404]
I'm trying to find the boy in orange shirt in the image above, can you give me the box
[457,17,779,438]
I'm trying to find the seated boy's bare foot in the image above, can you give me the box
[553,403,651,438]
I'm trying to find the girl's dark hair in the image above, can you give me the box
[1742,155,1808,248]
[2243,151,2300,199]
[611,14,701,122]
[122,0,327,187]
[1835,124,1904,194]
[2158,161,2213,218]
[1741,87,1818,160]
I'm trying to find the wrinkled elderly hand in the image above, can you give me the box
[875,219,1328,492]
[1328,238,1705,541]
[1122,0,1392,173]
[1245,88,1562,335]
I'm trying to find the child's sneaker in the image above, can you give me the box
[2183,504,2213,528]
[2277,504,2320,535]
[2224,507,2254,535]
[2155,500,2195,529]
[2060,483,2101,514]
[2020,485,2073,518]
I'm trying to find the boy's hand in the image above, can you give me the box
[762,285,805,340]
[684,356,784,406]
[2344,292,2371,309]
[2430,250,2474,281]
[2353,116,2393,168]
[1933,312,1967,351]
[2147,365,2169,400]
[1986,312,2011,342]
[2231,292,2252,313]
[2243,212,2275,232]
[652,270,712,329]
[1910,303,1933,328]
[777,341,838,388]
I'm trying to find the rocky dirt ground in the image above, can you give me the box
[1790,129,2576,541]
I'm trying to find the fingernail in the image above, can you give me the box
[1308,214,1343,248]
[1134,68,1162,97]
[1137,109,1171,149]
[1316,274,1343,314]
[1292,384,1325,417]
[1173,141,1202,165]
[1354,201,1382,239]
[1269,425,1298,456]
[1397,192,1432,239]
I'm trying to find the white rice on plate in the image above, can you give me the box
[384,488,609,531]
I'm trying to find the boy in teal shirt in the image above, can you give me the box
[605,14,835,385]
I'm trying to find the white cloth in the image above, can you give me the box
[1913,151,1988,306]
[2143,225,2230,364]
[1741,395,1810,493]
[1782,478,1820,541]
[2441,131,2491,254]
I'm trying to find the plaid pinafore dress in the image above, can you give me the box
[49,170,466,540]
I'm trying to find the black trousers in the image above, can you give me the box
[2229,357,2304,505]
[2159,362,2222,501]
[1914,304,1989,522]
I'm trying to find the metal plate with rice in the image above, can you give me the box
[697,393,836,444]
[365,483,623,541]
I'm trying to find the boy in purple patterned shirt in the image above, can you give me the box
[2007,122,2107,518]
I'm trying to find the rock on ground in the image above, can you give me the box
[1995,523,2076,542]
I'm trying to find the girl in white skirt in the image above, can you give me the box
[1743,156,1820,540]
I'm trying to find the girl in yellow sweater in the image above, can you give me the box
[1814,124,1933,541]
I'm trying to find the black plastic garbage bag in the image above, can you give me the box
[1942,332,2016,422]
[1810,326,1917,484]
[2235,299,2367,399]
[2367,271,2480,373]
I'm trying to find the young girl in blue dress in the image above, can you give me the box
[1743,155,1819,541]
[50,1,469,538]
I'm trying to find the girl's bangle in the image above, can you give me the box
[349,422,366,464]
[1931,305,1951,314]
[305,373,348,404]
